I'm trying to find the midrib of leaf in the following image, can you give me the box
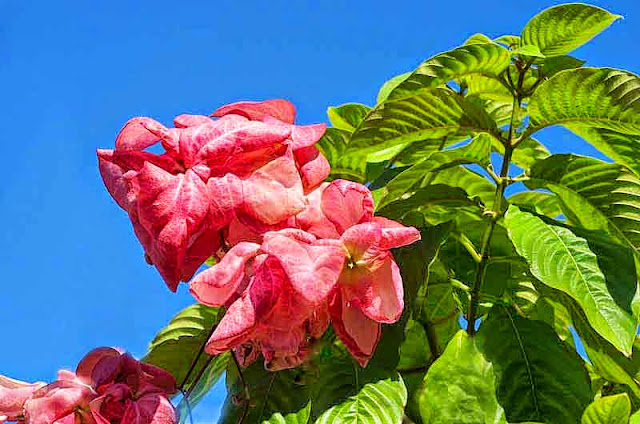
[503,306,541,419]
[524,116,640,140]
[547,225,610,317]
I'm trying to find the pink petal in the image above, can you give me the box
[261,230,346,305]
[190,242,261,307]
[226,217,263,246]
[24,381,95,424]
[295,183,341,239]
[240,147,306,226]
[115,117,168,152]
[206,295,257,355]
[193,118,291,172]
[294,146,330,192]
[371,217,421,249]
[138,365,177,397]
[212,99,297,124]
[341,255,404,323]
[289,123,327,149]
[178,225,223,283]
[122,394,176,424]
[0,376,45,421]
[307,305,330,339]
[340,223,383,264]
[207,174,243,230]
[134,165,210,291]
[321,180,374,234]
[329,291,381,367]
[173,114,213,128]
[76,347,122,388]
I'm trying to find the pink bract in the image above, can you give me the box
[98,99,329,292]
[1,348,177,424]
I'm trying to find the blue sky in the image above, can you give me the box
[1,0,638,422]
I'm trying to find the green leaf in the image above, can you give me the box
[377,183,477,222]
[563,292,640,399]
[528,68,640,136]
[377,72,412,104]
[327,103,372,132]
[219,362,310,424]
[428,166,497,210]
[527,154,640,250]
[378,133,492,209]
[312,354,407,424]
[388,43,511,100]
[477,305,592,424]
[581,393,630,424]
[316,128,367,182]
[568,125,640,178]
[143,304,221,388]
[419,330,507,424]
[494,136,550,170]
[504,206,636,355]
[507,191,562,218]
[464,33,493,45]
[465,75,513,102]
[494,34,520,49]
[539,55,585,78]
[513,44,545,58]
[631,409,640,424]
[521,4,621,57]
[348,89,498,155]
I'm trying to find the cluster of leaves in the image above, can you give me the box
[137,3,640,424]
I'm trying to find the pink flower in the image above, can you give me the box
[2,348,177,424]
[190,229,346,369]
[212,99,330,192]
[98,106,316,291]
[330,218,420,366]
[0,376,45,423]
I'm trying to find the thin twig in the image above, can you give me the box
[231,351,251,424]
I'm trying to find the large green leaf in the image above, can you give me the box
[521,4,621,57]
[316,128,367,182]
[388,43,511,100]
[507,191,562,218]
[477,305,592,424]
[419,330,506,424]
[378,133,492,209]
[143,304,221,388]
[378,72,412,104]
[428,166,497,211]
[539,55,585,78]
[581,393,630,424]
[631,409,640,424]
[527,68,640,136]
[504,206,636,355]
[219,362,310,424]
[347,89,498,155]
[563,292,640,398]
[327,103,372,132]
[377,184,478,222]
[527,154,640,251]
[312,328,407,424]
[568,125,640,178]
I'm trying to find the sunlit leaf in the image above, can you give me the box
[388,43,511,100]
[521,4,621,57]
[327,103,372,132]
[504,206,636,355]
[419,330,507,424]
[581,393,630,424]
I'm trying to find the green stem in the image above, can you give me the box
[466,85,520,335]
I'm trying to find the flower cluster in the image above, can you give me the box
[98,100,420,369]
[0,348,177,424]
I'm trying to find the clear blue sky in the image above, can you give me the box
[2,0,638,422]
